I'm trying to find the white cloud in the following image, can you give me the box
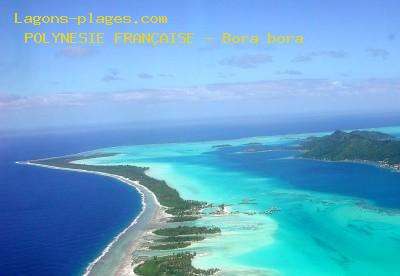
[102,69,121,82]
[220,54,273,69]
[137,73,153,79]
[0,93,93,109]
[366,48,390,59]
[276,70,302,76]
[1,78,399,110]
[292,50,348,62]
[57,46,96,58]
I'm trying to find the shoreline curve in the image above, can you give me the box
[17,161,167,276]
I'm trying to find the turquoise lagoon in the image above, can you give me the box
[79,127,400,276]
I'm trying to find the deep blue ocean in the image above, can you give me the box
[0,134,143,276]
[1,114,399,275]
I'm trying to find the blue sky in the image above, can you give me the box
[1,0,399,130]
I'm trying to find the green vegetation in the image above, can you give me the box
[165,200,206,218]
[134,253,218,276]
[149,242,191,250]
[168,216,200,222]
[301,130,400,164]
[154,226,221,237]
[244,142,262,146]
[158,236,206,243]
[32,155,206,214]
[348,130,394,141]
[212,144,232,148]
[150,226,214,252]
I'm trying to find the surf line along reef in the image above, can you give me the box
[22,153,221,275]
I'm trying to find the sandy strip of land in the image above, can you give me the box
[17,161,169,276]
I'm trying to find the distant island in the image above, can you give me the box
[211,144,232,148]
[300,130,400,171]
[240,144,269,153]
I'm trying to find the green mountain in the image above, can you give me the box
[301,130,400,165]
